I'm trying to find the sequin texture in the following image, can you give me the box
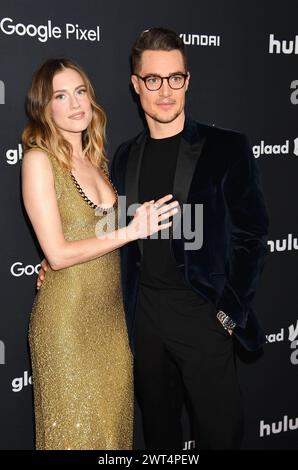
[28,154,133,450]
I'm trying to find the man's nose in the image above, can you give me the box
[159,78,172,96]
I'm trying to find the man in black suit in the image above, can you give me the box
[110,27,269,450]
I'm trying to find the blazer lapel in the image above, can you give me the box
[125,132,147,256]
[173,135,206,205]
[124,117,206,258]
[125,118,206,209]
[171,120,206,265]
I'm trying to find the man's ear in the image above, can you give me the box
[185,72,190,92]
[131,75,140,95]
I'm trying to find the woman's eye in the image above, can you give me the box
[77,88,86,95]
[55,94,65,100]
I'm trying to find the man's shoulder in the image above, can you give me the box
[113,130,145,159]
[194,119,247,144]
[190,119,252,166]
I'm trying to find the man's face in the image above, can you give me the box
[131,49,190,125]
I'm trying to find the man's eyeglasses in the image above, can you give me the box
[134,73,188,91]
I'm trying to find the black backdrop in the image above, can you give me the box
[0,0,297,450]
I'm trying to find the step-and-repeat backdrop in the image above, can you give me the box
[0,0,297,450]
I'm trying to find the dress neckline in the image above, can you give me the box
[69,167,118,215]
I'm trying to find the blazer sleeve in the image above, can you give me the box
[109,138,135,194]
[217,133,270,328]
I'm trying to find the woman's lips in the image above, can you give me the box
[69,112,85,120]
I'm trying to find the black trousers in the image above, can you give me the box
[134,284,244,450]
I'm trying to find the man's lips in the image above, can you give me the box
[157,101,175,104]
[68,112,85,119]
[156,101,175,108]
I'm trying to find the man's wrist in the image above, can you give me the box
[216,310,236,331]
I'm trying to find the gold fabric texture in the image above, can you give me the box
[29,154,133,450]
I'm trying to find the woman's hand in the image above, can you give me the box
[37,258,49,290]
[127,194,179,241]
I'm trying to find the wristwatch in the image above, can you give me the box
[216,311,236,331]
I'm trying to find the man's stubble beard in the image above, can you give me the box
[148,109,182,125]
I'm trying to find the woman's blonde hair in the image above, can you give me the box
[22,58,108,171]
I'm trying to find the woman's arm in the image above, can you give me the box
[22,149,177,271]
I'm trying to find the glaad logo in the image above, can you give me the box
[0,18,100,43]
[266,320,298,365]
[6,143,23,165]
[266,319,298,344]
[290,80,298,105]
[267,234,298,253]
[0,340,5,365]
[12,370,32,392]
[260,415,298,437]
[10,262,41,277]
[180,33,220,47]
[265,328,284,344]
[0,80,4,104]
[252,140,289,158]
[269,34,298,54]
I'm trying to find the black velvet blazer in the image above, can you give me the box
[110,116,269,351]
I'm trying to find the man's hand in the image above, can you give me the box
[37,259,49,290]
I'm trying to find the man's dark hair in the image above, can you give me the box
[131,27,187,74]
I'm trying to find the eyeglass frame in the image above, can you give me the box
[134,72,189,91]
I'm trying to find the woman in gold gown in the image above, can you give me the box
[21,58,178,450]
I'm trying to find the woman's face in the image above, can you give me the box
[50,67,92,137]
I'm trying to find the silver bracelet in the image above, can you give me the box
[216,310,236,331]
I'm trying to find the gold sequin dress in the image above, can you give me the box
[28,154,133,450]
